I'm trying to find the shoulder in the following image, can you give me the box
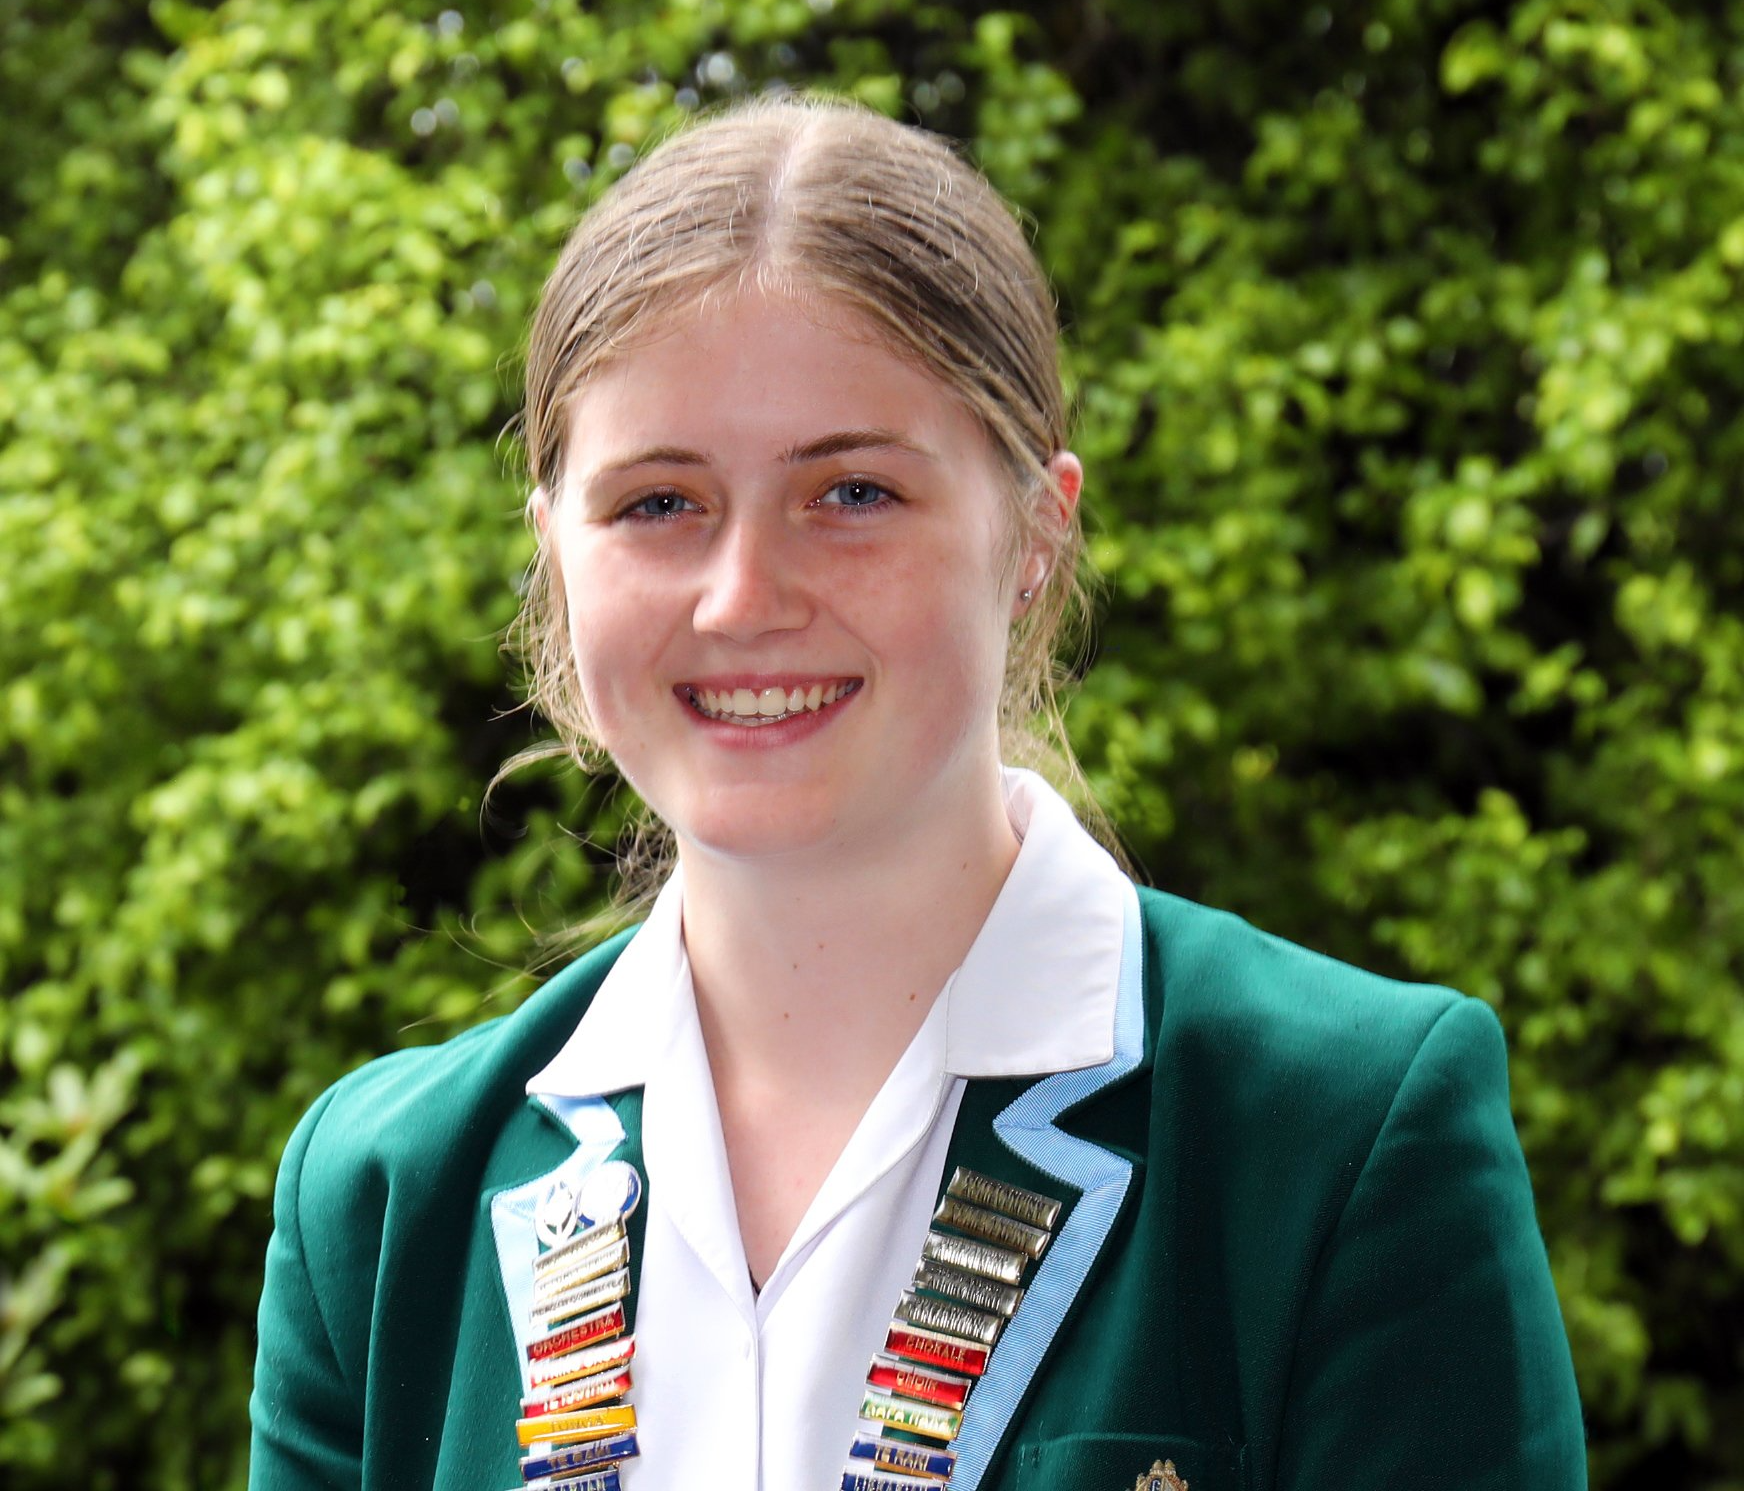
[276,926,638,1222]
[1126,888,1542,1361]
[1133,884,1508,1153]
[1137,881,1490,1057]
[254,928,640,1409]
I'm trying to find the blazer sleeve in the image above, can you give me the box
[249,1085,364,1491]
[1275,996,1587,1489]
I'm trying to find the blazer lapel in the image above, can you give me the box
[941,879,1151,1491]
[484,1088,650,1396]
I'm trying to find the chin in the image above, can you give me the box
[659,779,852,864]
[677,816,843,866]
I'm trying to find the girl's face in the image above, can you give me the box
[540,287,1062,867]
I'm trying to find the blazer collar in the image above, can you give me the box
[936,877,1150,1491]
[484,1090,650,1397]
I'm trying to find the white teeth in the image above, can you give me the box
[689,680,858,723]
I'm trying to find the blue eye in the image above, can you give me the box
[621,490,699,521]
[815,479,895,512]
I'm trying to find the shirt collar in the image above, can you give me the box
[944,767,1127,1077]
[526,767,1129,1099]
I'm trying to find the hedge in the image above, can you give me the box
[2,0,1740,1485]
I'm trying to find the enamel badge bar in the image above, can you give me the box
[507,1160,645,1490]
[839,1166,1064,1489]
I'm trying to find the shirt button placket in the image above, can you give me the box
[744,1326,762,1488]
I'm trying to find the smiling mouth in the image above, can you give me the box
[683,680,863,726]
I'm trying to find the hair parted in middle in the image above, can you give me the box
[502,90,1112,917]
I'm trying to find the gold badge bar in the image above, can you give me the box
[945,1167,1062,1231]
[530,1267,630,1328]
[534,1236,631,1304]
[920,1228,1027,1286]
[516,1402,637,1449]
[933,1196,1051,1260]
[534,1217,626,1278]
[858,1387,963,1442]
[894,1289,1002,1348]
[913,1259,1023,1318]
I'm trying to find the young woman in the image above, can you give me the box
[249,96,1587,1491]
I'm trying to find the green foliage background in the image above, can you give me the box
[3,0,1741,1484]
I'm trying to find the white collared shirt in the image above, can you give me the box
[525,768,1131,1490]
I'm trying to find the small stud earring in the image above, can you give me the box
[1020,588,1034,602]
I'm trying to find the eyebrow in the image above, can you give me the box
[593,427,938,478]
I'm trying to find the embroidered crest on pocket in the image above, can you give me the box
[1134,1460,1189,1491]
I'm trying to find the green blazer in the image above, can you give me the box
[249,886,1587,1490]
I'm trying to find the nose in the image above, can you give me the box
[691,510,811,643]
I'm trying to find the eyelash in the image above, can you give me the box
[814,477,898,514]
[615,478,899,523]
[618,490,699,522]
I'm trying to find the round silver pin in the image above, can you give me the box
[578,1160,643,1226]
[534,1178,580,1247]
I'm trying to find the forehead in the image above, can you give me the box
[562,286,998,480]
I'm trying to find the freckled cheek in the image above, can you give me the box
[561,573,670,741]
[863,558,1009,722]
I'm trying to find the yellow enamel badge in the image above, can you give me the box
[1134,1459,1189,1491]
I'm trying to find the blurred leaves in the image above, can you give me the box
[3,0,1742,1487]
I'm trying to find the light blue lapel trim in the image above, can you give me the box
[950,877,1147,1490]
[488,1094,627,1394]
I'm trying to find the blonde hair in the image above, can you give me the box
[500,92,1115,938]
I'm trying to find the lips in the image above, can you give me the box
[682,679,862,726]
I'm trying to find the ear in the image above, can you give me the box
[1047,450,1084,521]
[527,483,553,536]
[1015,451,1083,610]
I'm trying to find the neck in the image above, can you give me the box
[679,765,1021,1103]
